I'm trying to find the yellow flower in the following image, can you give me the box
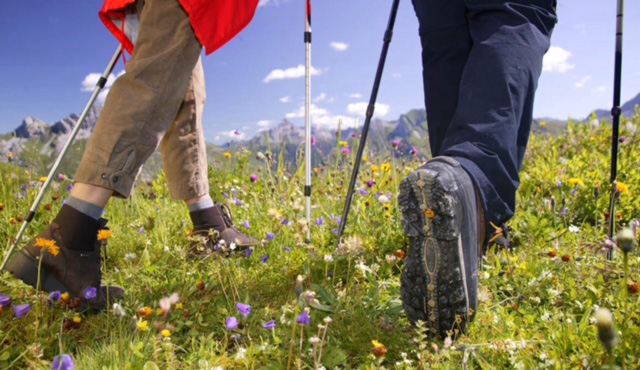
[156,309,165,316]
[73,317,82,324]
[383,204,391,211]
[339,141,348,148]
[370,165,380,173]
[97,230,112,241]
[617,182,629,194]
[60,293,70,302]
[590,136,596,142]
[568,178,584,187]
[34,238,60,256]
[267,208,282,219]
[313,167,319,175]
[161,329,171,338]
[372,340,384,349]
[39,177,48,183]
[362,156,369,163]
[384,212,392,219]
[224,152,232,159]
[175,303,184,310]
[7,152,13,159]
[137,320,149,331]
[381,163,391,173]
[540,121,547,128]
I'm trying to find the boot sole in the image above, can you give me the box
[399,157,477,338]
[6,248,116,314]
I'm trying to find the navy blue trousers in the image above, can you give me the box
[412,0,557,228]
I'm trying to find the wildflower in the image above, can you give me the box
[137,227,145,234]
[617,182,629,195]
[372,340,387,358]
[359,189,368,196]
[260,255,270,263]
[297,308,311,325]
[137,320,149,331]
[311,136,317,146]
[627,282,639,295]
[256,151,266,160]
[363,156,369,163]
[266,232,275,241]
[295,275,305,297]
[315,218,324,227]
[568,178,584,187]
[83,287,97,301]
[377,195,389,204]
[250,174,258,182]
[568,225,580,233]
[0,294,12,307]
[384,212,392,219]
[34,238,60,256]
[138,307,154,318]
[234,199,243,206]
[263,320,276,329]
[39,177,48,183]
[381,163,391,173]
[324,254,334,262]
[97,230,112,241]
[224,152,232,159]
[371,165,380,173]
[267,208,282,218]
[339,141,348,147]
[594,308,616,351]
[0,203,3,211]
[196,280,206,290]
[226,316,239,330]
[245,248,253,258]
[617,228,635,254]
[410,148,419,156]
[395,249,406,260]
[112,303,126,317]
[67,184,73,192]
[561,255,571,262]
[51,354,74,370]
[366,180,376,188]
[60,293,70,303]
[323,316,332,324]
[124,253,137,261]
[391,140,400,148]
[540,121,547,128]
[161,329,171,338]
[73,317,82,324]
[548,249,558,258]
[309,336,321,344]
[13,304,31,319]
[49,291,61,303]
[236,303,252,318]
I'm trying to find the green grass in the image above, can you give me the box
[0,112,639,369]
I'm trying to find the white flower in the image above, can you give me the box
[235,347,247,361]
[531,296,541,304]
[256,151,266,160]
[112,303,126,317]
[377,195,390,204]
[324,254,334,262]
[309,336,321,344]
[163,246,170,252]
[124,253,137,261]
[356,261,371,273]
[159,293,180,312]
[541,312,551,321]
[229,242,237,251]
[323,316,332,324]
[568,225,580,233]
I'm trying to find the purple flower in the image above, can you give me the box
[0,294,11,307]
[560,208,567,216]
[359,189,368,196]
[556,181,563,188]
[266,232,275,241]
[242,221,251,229]
[315,218,324,227]
[284,247,292,253]
[262,320,276,329]
[311,135,317,147]
[83,287,97,301]
[366,180,375,188]
[391,140,400,148]
[282,219,290,226]
[67,184,73,192]
[386,192,392,199]
[234,199,243,206]
[223,192,229,199]
[340,148,351,156]
[21,184,28,191]
[13,303,31,319]
[226,316,239,330]
[332,229,339,235]
[57,174,65,182]
[213,243,221,251]
[51,354,74,370]
[236,303,252,318]
[297,310,311,325]
[261,255,270,263]
[137,228,145,234]
[245,248,253,258]
[570,189,577,196]
[410,148,419,156]
[351,133,357,139]
[250,174,258,183]
[620,137,627,143]
[49,291,61,303]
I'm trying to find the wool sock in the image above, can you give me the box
[187,198,214,213]
[65,196,104,221]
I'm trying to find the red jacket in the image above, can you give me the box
[100,0,259,56]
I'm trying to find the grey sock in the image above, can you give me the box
[66,196,104,221]
[188,198,214,212]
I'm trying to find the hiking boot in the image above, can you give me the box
[189,203,257,254]
[6,205,124,313]
[399,156,482,339]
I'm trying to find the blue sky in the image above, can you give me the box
[0,0,638,144]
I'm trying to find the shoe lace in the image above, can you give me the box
[489,221,512,250]
[219,204,235,228]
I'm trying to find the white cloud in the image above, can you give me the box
[592,86,606,93]
[574,75,591,88]
[543,46,575,73]
[285,104,329,120]
[329,42,349,52]
[263,65,323,83]
[258,0,279,7]
[257,120,273,128]
[81,70,125,104]
[284,104,357,130]
[279,96,291,103]
[313,92,334,103]
[215,129,245,141]
[349,93,362,99]
[347,102,390,118]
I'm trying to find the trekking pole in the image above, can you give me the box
[606,0,624,260]
[336,0,400,245]
[304,0,313,243]
[0,45,122,273]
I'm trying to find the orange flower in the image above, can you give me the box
[394,250,406,260]
[196,280,205,291]
[548,249,558,258]
[97,230,112,241]
[425,209,435,219]
[137,307,154,318]
[371,340,387,358]
[617,182,629,195]
[34,238,60,256]
[561,255,571,262]
[628,282,639,295]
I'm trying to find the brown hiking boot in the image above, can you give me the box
[6,205,124,313]
[189,203,257,254]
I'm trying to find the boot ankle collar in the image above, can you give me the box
[54,205,101,251]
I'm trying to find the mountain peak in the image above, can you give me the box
[14,117,49,139]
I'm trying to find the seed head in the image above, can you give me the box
[617,228,635,254]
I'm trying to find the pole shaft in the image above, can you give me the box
[305,0,312,242]
[0,45,122,272]
[607,0,624,259]
[337,0,400,244]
